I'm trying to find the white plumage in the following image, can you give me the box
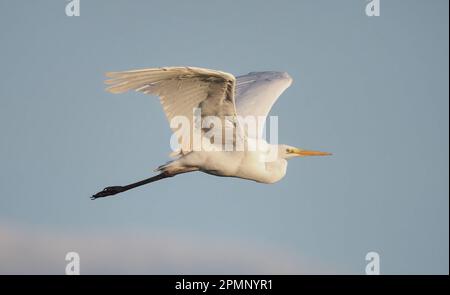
[92,66,331,199]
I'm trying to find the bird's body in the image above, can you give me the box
[162,146,287,184]
[92,67,330,199]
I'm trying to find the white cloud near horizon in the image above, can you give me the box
[0,223,329,275]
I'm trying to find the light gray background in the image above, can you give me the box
[0,0,448,274]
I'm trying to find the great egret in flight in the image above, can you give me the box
[92,67,331,199]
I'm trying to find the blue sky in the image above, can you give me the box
[0,0,448,274]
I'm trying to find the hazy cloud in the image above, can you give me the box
[0,224,324,274]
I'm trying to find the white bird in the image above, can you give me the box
[92,67,331,199]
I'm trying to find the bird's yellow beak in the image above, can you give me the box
[292,148,332,157]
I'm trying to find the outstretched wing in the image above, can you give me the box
[105,66,239,153]
[235,71,293,139]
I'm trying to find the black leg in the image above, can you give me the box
[91,173,171,200]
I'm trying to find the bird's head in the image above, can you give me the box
[278,144,332,160]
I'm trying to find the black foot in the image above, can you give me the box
[91,186,125,200]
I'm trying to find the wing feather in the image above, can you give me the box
[105,66,239,153]
[235,71,293,139]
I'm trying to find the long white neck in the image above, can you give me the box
[263,158,288,184]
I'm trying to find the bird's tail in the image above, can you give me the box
[154,160,198,176]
